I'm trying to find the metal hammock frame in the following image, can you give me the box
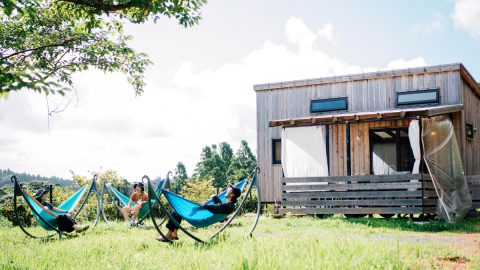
[10,175,102,239]
[146,167,261,243]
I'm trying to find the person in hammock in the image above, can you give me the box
[156,185,242,242]
[34,190,89,233]
[121,182,148,225]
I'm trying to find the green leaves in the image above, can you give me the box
[0,0,206,96]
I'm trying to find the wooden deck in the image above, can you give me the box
[280,174,480,215]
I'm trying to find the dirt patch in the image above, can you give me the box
[436,256,470,270]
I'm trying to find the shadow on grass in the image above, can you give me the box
[342,216,480,233]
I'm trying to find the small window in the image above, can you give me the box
[396,89,439,106]
[310,97,348,113]
[272,139,281,164]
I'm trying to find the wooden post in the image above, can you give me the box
[346,122,351,176]
[325,125,330,172]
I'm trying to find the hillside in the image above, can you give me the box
[0,169,75,187]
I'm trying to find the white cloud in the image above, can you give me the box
[317,23,337,44]
[285,17,317,51]
[453,0,480,37]
[385,57,428,70]
[411,12,444,33]
[0,17,426,180]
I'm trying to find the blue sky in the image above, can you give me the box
[1,0,479,180]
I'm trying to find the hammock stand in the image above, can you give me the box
[10,175,102,239]
[146,167,261,243]
[100,173,169,226]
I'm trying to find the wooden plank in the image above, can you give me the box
[279,207,424,215]
[282,190,422,199]
[423,190,439,197]
[283,199,423,207]
[282,174,422,183]
[467,175,480,200]
[283,182,422,191]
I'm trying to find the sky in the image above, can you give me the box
[1,0,480,181]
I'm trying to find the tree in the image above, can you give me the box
[219,142,233,170]
[227,140,257,182]
[194,144,227,192]
[171,161,188,193]
[0,0,206,97]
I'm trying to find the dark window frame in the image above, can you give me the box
[272,139,281,165]
[310,97,348,113]
[369,127,415,174]
[396,89,439,107]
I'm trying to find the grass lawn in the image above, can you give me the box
[1,215,479,269]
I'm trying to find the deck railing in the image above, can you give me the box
[280,173,431,215]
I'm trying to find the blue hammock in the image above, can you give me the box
[106,180,164,220]
[23,185,89,231]
[162,179,247,228]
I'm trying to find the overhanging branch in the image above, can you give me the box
[59,0,134,12]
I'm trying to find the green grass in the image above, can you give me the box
[1,215,479,269]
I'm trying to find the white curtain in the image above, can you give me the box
[372,143,396,175]
[281,126,329,177]
[408,119,421,174]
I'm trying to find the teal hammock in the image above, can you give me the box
[162,179,247,228]
[23,185,89,231]
[106,180,164,220]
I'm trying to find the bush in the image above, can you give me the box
[0,202,33,226]
[181,178,216,202]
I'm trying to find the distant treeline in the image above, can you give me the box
[0,169,75,187]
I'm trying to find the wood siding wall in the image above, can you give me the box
[257,71,464,202]
[463,81,480,175]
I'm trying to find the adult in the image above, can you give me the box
[121,182,148,225]
[156,185,241,242]
[34,190,89,233]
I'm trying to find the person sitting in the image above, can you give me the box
[121,182,148,225]
[156,185,242,242]
[34,189,89,233]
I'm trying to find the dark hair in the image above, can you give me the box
[133,182,145,192]
[229,186,241,203]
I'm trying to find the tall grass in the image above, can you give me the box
[1,216,479,269]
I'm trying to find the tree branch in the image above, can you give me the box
[59,0,134,12]
[1,38,75,61]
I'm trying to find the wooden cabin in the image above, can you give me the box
[254,63,480,216]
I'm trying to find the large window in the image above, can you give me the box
[369,128,414,174]
[272,139,281,164]
[310,97,348,113]
[396,89,439,106]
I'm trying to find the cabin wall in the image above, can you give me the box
[257,70,463,202]
[462,81,480,175]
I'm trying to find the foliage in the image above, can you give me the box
[180,176,215,203]
[193,141,257,191]
[0,0,206,96]
[227,140,257,182]
[171,161,188,193]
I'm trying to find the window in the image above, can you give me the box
[272,139,281,164]
[396,89,439,106]
[310,97,348,113]
[369,128,414,174]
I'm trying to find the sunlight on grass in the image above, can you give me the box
[1,216,479,269]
